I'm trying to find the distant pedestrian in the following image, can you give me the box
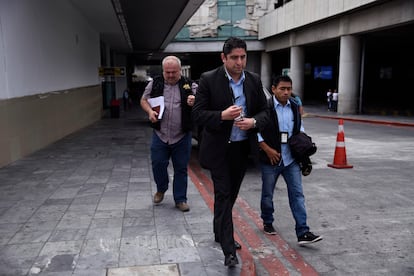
[291,92,304,115]
[332,89,338,112]
[123,87,130,111]
[326,88,333,111]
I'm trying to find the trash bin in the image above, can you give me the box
[110,99,120,118]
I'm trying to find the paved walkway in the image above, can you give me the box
[0,107,243,276]
[0,105,412,276]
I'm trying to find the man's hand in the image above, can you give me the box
[259,141,281,165]
[234,117,255,130]
[222,105,243,120]
[187,95,195,106]
[265,148,281,165]
[148,109,159,123]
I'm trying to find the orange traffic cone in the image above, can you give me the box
[328,119,353,169]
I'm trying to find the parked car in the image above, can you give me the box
[192,87,272,146]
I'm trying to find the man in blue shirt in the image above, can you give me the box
[257,75,322,245]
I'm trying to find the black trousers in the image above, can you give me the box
[210,140,249,256]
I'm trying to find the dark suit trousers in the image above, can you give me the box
[211,140,249,256]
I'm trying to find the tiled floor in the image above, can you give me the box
[2,105,413,276]
[0,110,238,276]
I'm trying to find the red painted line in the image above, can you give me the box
[189,164,286,275]
[236,197,319,276]
[313,115,414,128]
[189,154,319,275]
[232,208,290,275]
[188,162,214,210]
[189,164,289,274]
[188,158,214,195]
[188,166,256,275]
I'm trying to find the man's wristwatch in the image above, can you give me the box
[252,118,257,128]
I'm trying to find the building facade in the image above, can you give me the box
[168,0,414,115]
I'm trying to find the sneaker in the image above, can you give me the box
[298,232,322,245]
[263,224,277,235]
[175,202,190,212]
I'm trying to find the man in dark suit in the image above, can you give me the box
[192,37,268,267]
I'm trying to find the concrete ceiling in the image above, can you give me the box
[70,0,204,55]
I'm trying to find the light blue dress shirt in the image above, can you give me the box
[258,97,305,166]
[225,68,248,142]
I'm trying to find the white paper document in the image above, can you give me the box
[147,96,165,120]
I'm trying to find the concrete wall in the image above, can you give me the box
[0,0,103,167]
[259,0,378,40]
[0,86,102,167]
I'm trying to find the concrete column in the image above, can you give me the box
[290,46,305,100]
[338,35,361,114]
[104,44,111,66]
[261,51,272,90]
[114,53,127,99]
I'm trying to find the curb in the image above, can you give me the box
[306,113,414,128]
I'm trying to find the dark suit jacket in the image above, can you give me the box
[192,66,268,169]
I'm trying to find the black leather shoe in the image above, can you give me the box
[224,254,239,267]
[215,238,242,250]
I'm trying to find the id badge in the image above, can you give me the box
[281,132,288,144]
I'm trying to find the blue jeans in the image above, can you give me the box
[260,160,309,237]
[150,132,192,204]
